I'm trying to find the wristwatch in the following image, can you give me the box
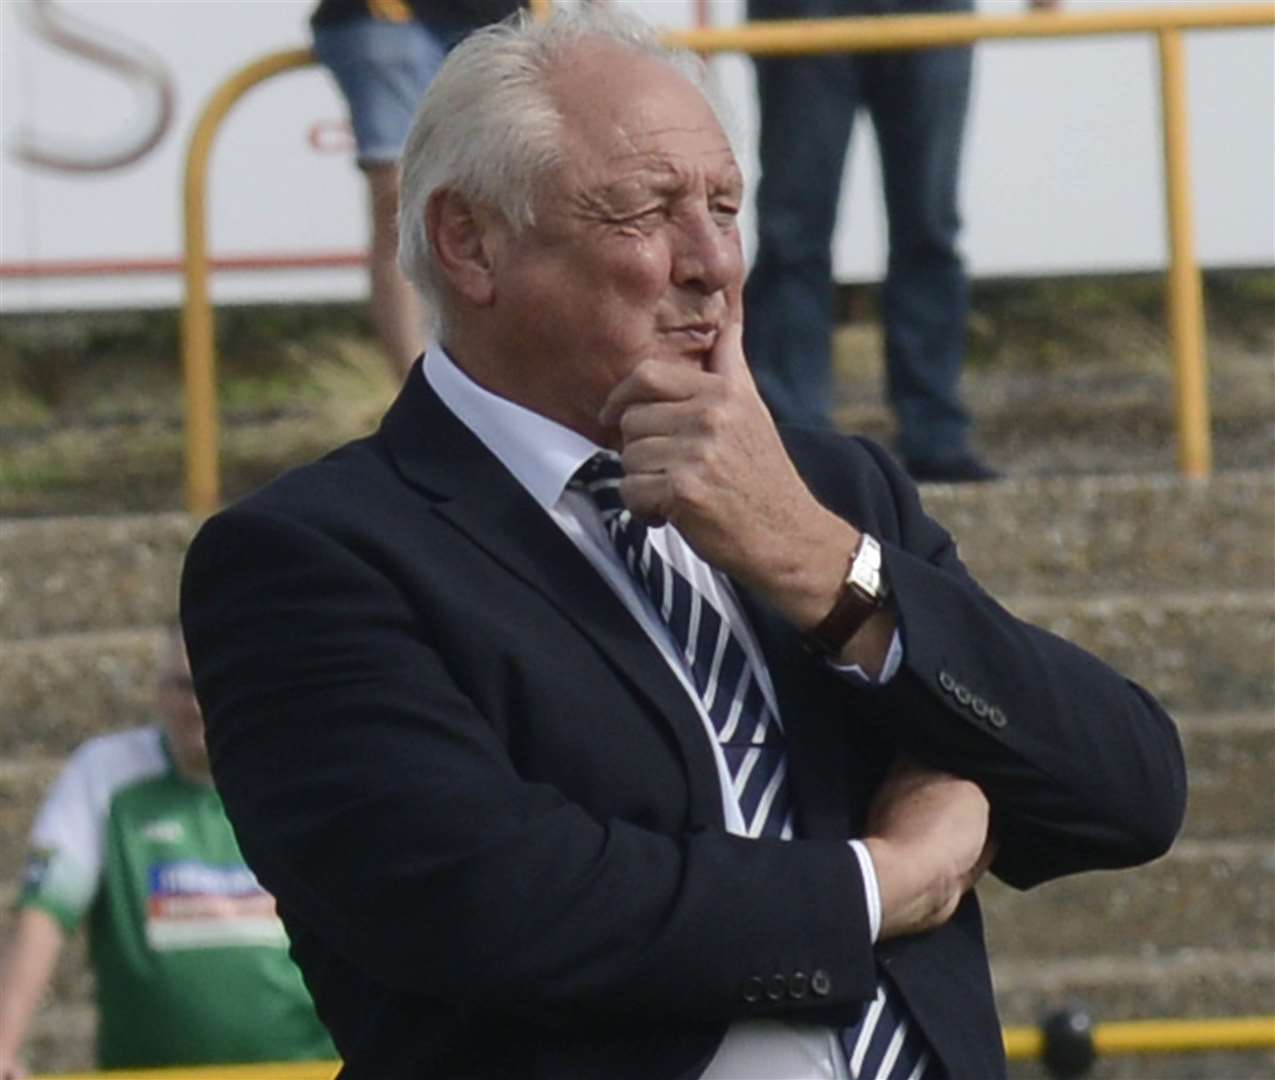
[801,532,891,658]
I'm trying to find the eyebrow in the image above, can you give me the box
[595,156,743,206]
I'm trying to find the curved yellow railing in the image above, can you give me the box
[181,2,1274,511]
[180,46,315,518]
[30,1014,1275,1077]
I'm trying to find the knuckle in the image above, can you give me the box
[633,360,667,394]
[618,409,643,438]
[699,398,730,433]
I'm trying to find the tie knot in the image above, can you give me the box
[571,452,626,518]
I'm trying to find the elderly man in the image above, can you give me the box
[181,8,1186,1079]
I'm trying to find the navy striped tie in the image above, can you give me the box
[572,452,942,1080]
[573,452,792,839]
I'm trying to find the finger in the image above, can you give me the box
[618,472,671,526]
[615,397,705,444]
[618,430,681,479]
[599,358,710,431]
[963,834,1000,892]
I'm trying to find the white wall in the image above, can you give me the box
[1,0,1271,312]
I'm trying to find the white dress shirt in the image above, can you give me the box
[424,345,896,1079]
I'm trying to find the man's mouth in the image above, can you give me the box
[665,323,719,351]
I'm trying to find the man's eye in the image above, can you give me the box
[712,202,740,225]
[617,207,664,227]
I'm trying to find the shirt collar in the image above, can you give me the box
[423,343,603,510]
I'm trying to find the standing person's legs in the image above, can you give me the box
[866,4,992,478]
[744,1,862,429]
[365,161,424,374]
[314,18,445,377]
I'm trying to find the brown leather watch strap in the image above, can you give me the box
[801,532,888,658]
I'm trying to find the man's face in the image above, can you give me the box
[482,41,745,446]
[157,637,209,781]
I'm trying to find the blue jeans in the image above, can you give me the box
[743,0,974,462]
[313,18,447,167]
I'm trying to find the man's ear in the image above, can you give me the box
[426,188,503,307]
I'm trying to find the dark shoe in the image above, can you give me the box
[905,452,1001,484]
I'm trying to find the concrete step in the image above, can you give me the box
[832,341,1275,479]
[980,839,1273,961]
[921,470,1275,596]
[0,758,64,879]
[1007,589,1275,713]
[0,512,193,639]
[993,947,1275,1024]
[1182,711,1275,840]
[0,629,163,757]
[1009,1051,1275,1080]
[994,948,1275,1076]
[1,593,1270,759]
[1,472,1272,639]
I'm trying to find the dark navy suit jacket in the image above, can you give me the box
[181,362,1186,1079]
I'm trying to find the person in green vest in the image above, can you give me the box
[0,626,335,1079]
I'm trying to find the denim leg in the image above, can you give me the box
[865,19,974,462]
[744,40,861,429]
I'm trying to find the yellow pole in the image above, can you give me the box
[38,1063,337,1080]
[180,48,315,517]
[1003,1024,1045,1060]
[666,3,1275,56]
[1003,1014,1275,1061]
[1157,27,1211,478]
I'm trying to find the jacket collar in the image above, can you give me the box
[377,360,726,829]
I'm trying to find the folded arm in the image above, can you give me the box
[826,437,1188,889]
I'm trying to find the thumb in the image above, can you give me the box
[705,313,747,383]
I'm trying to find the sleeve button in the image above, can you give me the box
[811,969,833,997]
[938,669,956,693]
[971,696,989,718]
[740,975,764,1003]
[787,971,809,999]
[954,684,972,706]
[989,707,1008,729]
[766,973,787,1002]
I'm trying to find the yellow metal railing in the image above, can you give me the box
[180,3,1275,511]
[1002,1012,1275,1061]
[29,1014,1275,1077]
[38,1065,336,1080]
[180,46,314,517]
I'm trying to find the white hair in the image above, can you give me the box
[395,5,726,334]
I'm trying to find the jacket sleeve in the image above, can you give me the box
[830,438,1188,890]
[180,503,878,1025]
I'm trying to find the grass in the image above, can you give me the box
[0,269,1271,515]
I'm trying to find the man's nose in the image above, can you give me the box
[671,208,740,294]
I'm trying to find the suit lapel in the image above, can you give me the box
[378,367,724,829]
